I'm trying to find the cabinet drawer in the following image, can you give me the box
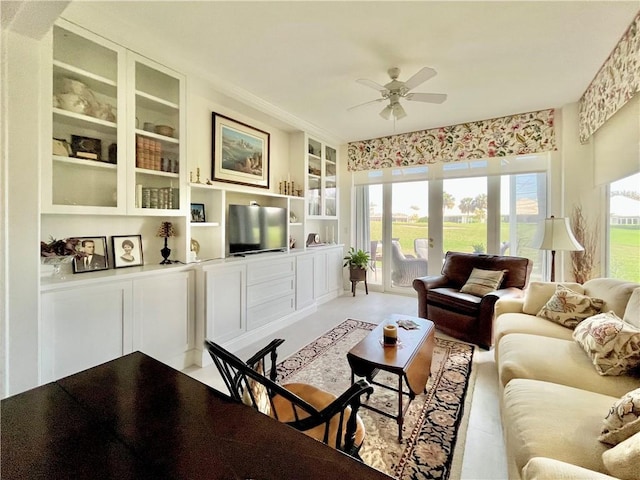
[247,257,295,285]
[247,275,294,307]
[246,294,295,331]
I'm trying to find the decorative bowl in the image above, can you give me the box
[154,125,174,137]
[56,93,91,115]
[61,78,89,96]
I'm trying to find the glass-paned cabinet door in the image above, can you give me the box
[128,54,185,214]
[307,138,322,216]
[324,145,337,217]
[45,22,126,213]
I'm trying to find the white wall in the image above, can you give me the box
[4,30,43,394]
[560,102,606,280]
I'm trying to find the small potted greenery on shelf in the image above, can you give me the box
[343,247,371,282]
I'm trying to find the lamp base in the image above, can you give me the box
[160,246,172,265]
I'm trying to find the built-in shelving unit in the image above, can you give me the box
[43,19,186,218]
[290,133,339,245]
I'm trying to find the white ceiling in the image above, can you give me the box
[62,1,638,144]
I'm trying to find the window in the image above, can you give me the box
[608,172,640,282]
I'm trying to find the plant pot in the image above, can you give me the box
[349,266,367,281]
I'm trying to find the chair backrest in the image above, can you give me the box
[204,340,368,455]
[391,240,405,260]
[370,240,378,257]
[414,238,429,259]
[441,250,533,289]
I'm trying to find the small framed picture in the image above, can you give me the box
[112,235,143,268]
[71,135,102,162]
[191,203,206,223]
[73,236,109,273]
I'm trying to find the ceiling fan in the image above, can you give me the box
[349,66,447,120]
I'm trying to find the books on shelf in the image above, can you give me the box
[136,185,178,209]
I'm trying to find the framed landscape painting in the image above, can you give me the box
[212,112,270,189]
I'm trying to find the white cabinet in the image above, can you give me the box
[133,270,193,369]
[246,256,295,330]
[314,250,329,299]
[44,19,186,216]
[40,267,193,383]
[204,263,246,344]
[296,253,315,309]
[328,247,344,292]
[127,52,186,215]
[297,134,338,219]
[41,280,133,382]
[44,20,126,214]
[290,132,339,246]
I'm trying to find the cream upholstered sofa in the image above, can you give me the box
[493,278,640,479]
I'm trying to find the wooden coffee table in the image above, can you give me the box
[347,314,435,442]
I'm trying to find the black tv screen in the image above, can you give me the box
[227,204,288,255]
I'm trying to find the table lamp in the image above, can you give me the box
[156,221,176,264]
[532,215,583,281]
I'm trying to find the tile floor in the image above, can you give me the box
[184,291,508,479]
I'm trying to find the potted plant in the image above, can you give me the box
[343,247,371,282]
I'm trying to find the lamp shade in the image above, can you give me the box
[532,216,583,252]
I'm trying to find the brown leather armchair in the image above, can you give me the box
[413,251,532,349]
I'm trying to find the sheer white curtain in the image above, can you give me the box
[353,185,370,252]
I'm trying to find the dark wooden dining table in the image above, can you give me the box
[1,351,392,479]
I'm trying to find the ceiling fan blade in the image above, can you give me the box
[403,67,437,91]
[347,98,385,111]
[356,78,388,93]
[405,92,448,104]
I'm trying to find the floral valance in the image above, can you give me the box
[347,109,556,172]
[579,12,639,143]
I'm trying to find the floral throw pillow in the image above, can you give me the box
[537,284,604,328]
[599,387,640,446]
[460,268,505,297]
[573,311,640,376]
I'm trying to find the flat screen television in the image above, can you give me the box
[227,204,288,255]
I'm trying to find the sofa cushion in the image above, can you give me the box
[599,387,640,446]
[573,312,640,376]
[460,267,505,296]
[503,378,615,475]
[537,284,604,329]
[623,288,640,329]
[602,431,640,479]
[494,313,574,362]
[498,333,640,397]
[584,279,640,319]
[522,457,620,480]
[426,287,481,315]
[523,281,585,315]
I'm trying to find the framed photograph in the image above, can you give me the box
[112,235,144,269]
[72,236,109,273]
[190,203,206,223]
[212,112,270,189]
[71,135,102,162]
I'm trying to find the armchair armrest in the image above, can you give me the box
[413,275,449,292]
[413,275,450,318]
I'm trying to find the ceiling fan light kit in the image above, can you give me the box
[352,66,447,121]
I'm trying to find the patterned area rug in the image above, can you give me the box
[277,318,475,479]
